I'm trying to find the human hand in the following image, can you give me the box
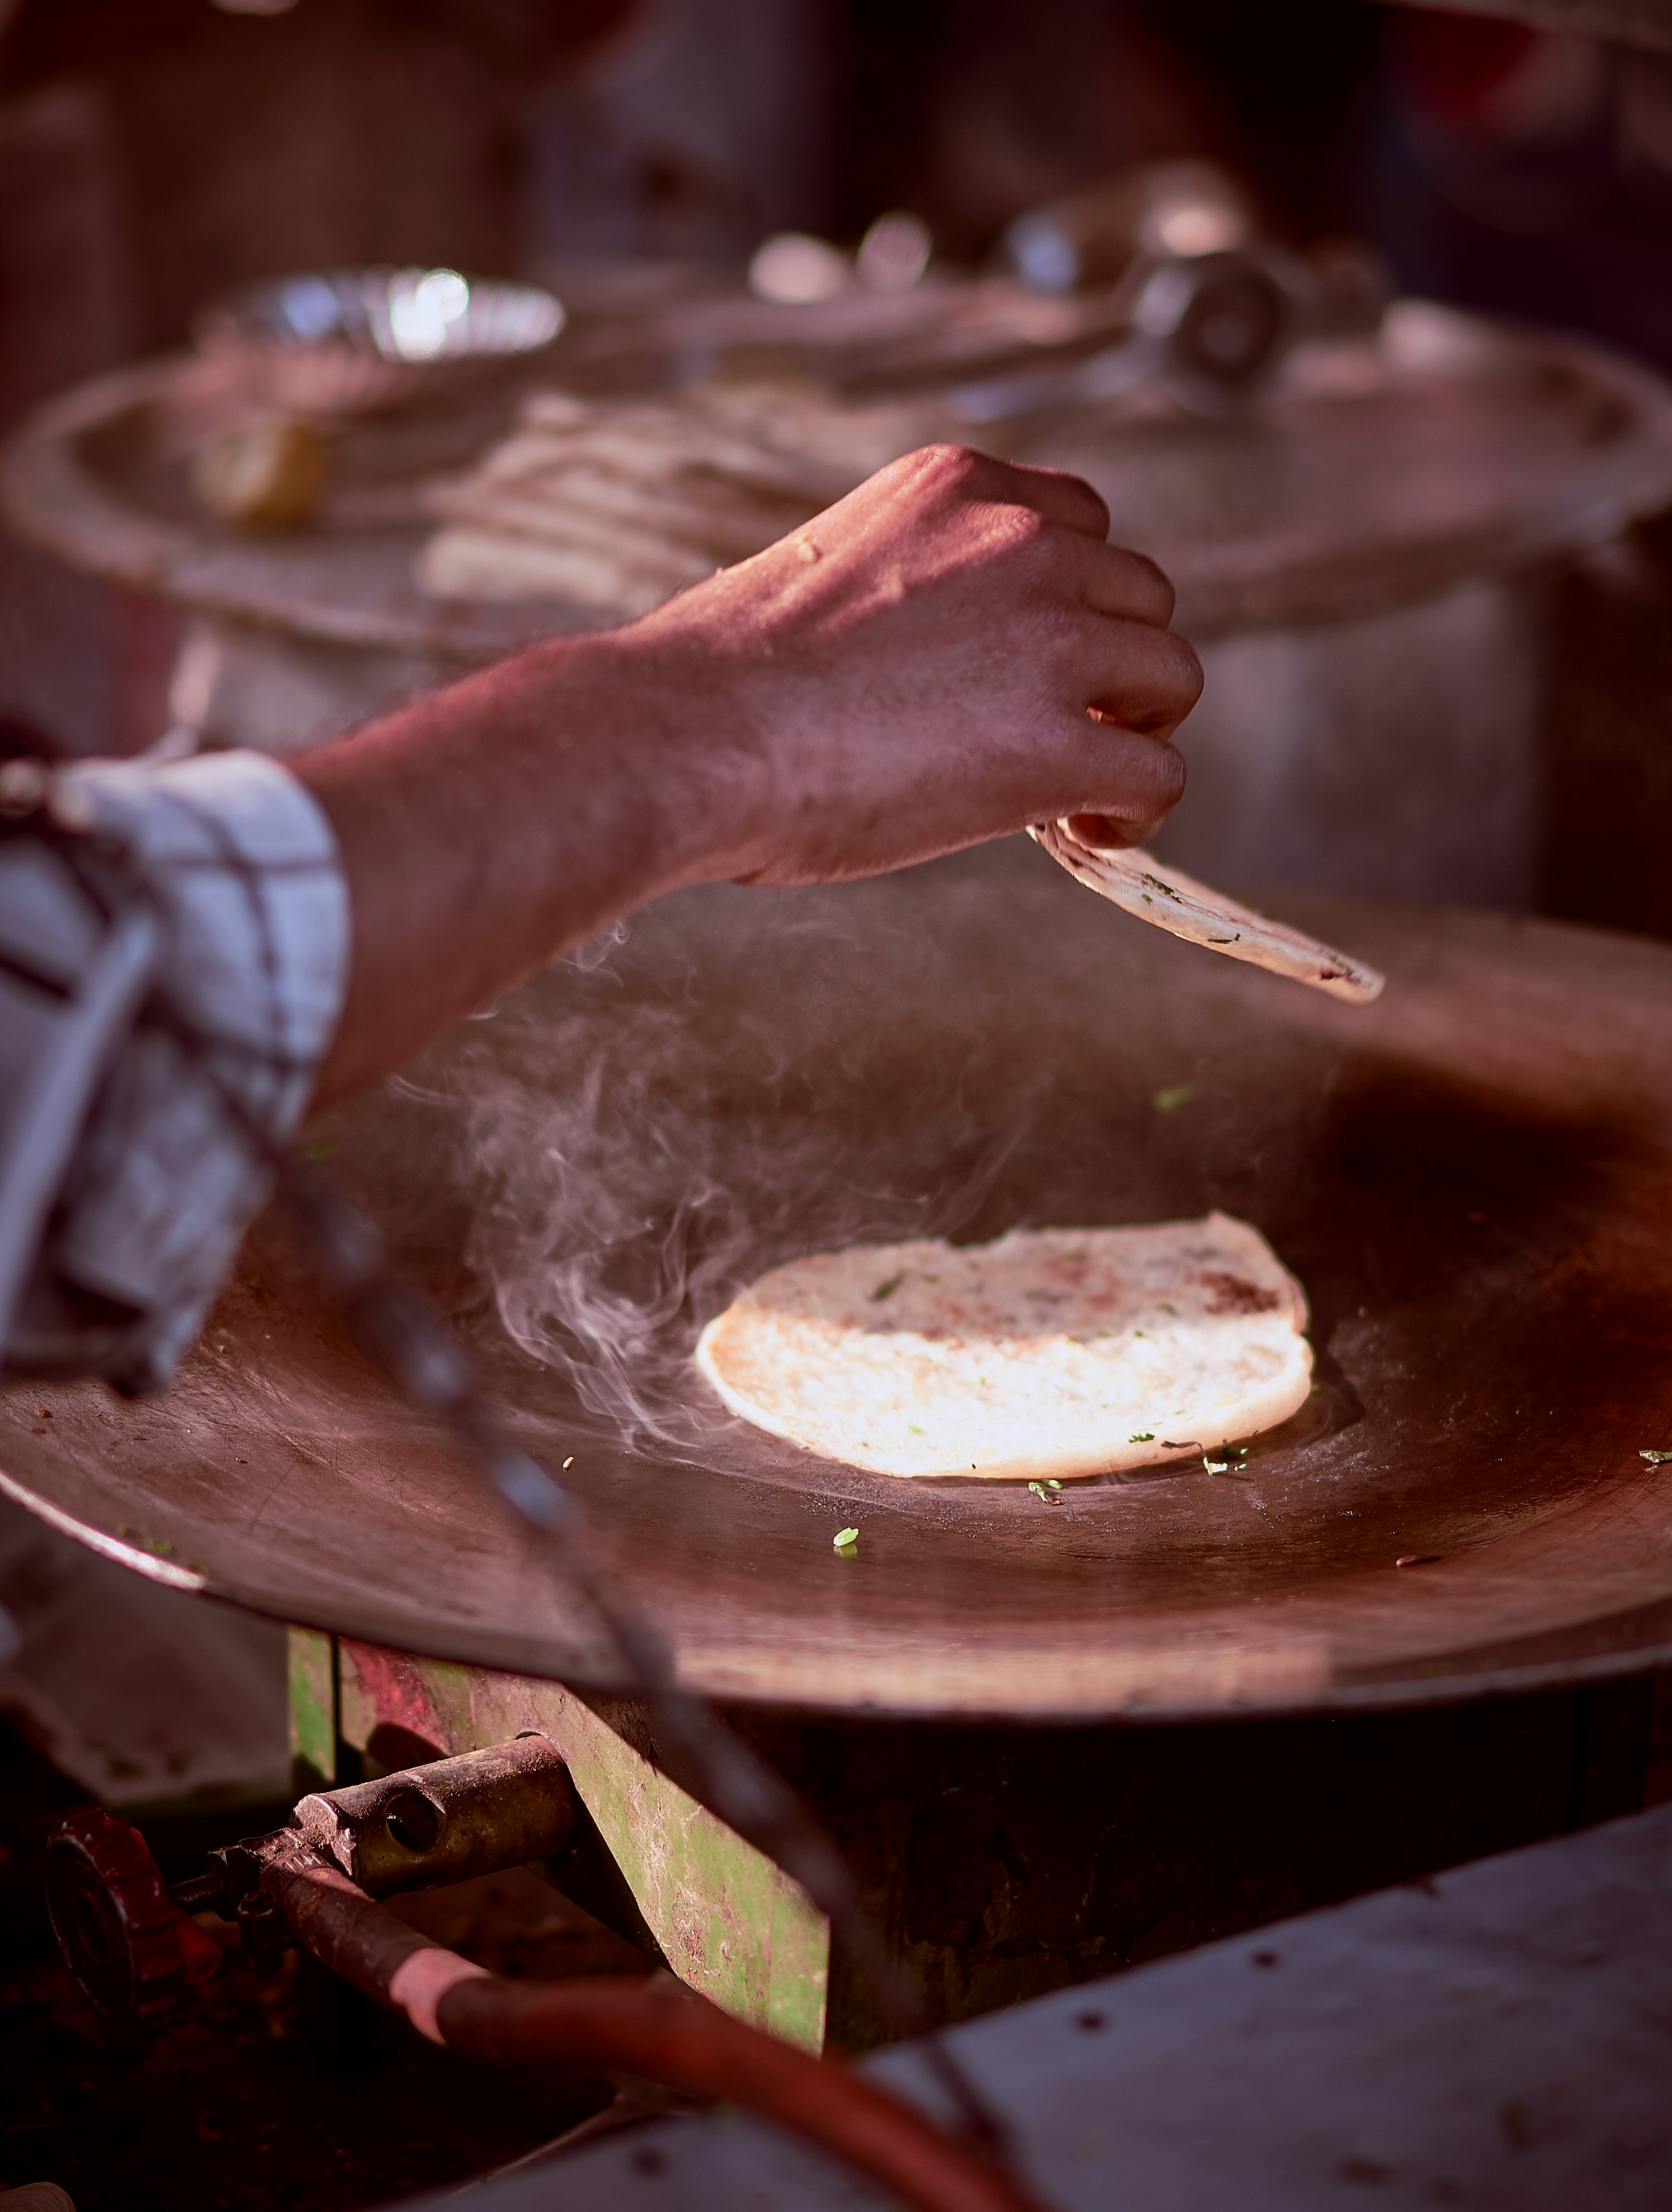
[296,444,1200,1102]
[633,443,1202,887]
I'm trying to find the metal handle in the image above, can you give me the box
[293,1732,575,1898]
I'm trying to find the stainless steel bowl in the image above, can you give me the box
[195,267,566,415]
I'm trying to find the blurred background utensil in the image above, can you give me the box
[194,268,566,417]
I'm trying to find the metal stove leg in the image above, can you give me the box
[311,1636,830,2055]
[287,1624,337,1795]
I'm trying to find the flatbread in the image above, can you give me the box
[1029,820,1385,1004]
[695,1213,1312,1481]
[419,382,945,615]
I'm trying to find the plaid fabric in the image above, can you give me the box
[1,751,346,1392]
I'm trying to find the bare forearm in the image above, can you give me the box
[295,630,761,1105]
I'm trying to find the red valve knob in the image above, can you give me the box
[45,1809,222,2021]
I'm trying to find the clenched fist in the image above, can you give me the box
[640,442,1200,885]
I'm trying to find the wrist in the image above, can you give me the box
[552,622,776,895]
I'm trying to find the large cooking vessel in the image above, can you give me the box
[5,839,1672,1719]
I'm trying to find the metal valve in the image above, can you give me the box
[45,1735,575,2022]
[45,1809,224,2021]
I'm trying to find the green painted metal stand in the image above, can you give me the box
[289,1627,828,2052]
[291,1628,1659,2060]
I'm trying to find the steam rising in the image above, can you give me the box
[386,865,1049,1466]
[450,988,798,1452]
[365,841,1232,1475]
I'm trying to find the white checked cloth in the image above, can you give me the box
[0,750,347,1392]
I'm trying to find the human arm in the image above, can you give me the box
[296,444,1200,1105]
[0,444,1197,1389]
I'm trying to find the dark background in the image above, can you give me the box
[4,7,1672,2202]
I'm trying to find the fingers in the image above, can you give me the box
[1080,616,1204,737]
[1048,613,1200,846]
[891,443,1112,542]
[905,445,1201,821]
[1070,537,1178,628]
[1057,719,1188,848]
[1065,803,1172,850]
[928,449,1179,627]
[866,446,1179,629]
[1092,722,1189,814]
[731,440,1203,867]
[977,454,1113,542]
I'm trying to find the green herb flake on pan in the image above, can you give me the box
[1641,1450,1672,1465]
[833,1526,860,1551]
[1152,1083,1193,1115]
[870,1273,904,1302]
[1027,1482,1062,1504]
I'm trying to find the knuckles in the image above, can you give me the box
[983,501,1057,564]
[1107,547,1177,626]
[895,442,1000,500]
[890,445,1111,555]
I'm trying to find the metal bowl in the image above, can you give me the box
[194,267,566,416]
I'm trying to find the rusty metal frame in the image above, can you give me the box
[294,1628,830,2054]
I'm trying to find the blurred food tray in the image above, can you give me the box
[6,300,1672,660]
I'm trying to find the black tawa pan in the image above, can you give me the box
[6,837,1672,1719]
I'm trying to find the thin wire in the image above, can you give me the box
[274,1153,1011,2157]
[18,775,1022,2168]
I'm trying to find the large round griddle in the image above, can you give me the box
[7,839,1672,1719]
